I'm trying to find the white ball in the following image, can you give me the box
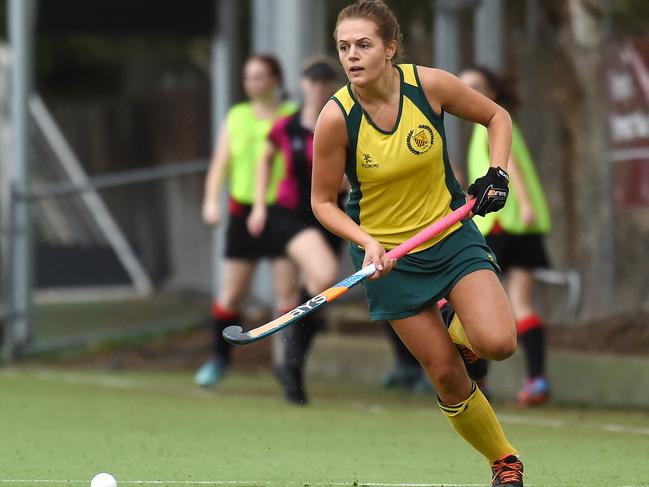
[90,472,117,487]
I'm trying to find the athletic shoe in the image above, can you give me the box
[194,358,229,388]
[274,364,307,405]
[491,454,524,486]
[456,344,488,382]
[516,377,550,407]
[380,364,423,390]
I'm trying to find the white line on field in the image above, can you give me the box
[1,480,648,487]
[498,413,649,436]
[26,370,213,400]
[7,369,649,437]
[497,413,564,428]
[0,482,488,486]
[0,479,260,486]
[0,482,261,485]
[105,482,258,485]
[343,483,487,486]
[601,423,649,435]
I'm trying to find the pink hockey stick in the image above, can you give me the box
[223,198,476,345]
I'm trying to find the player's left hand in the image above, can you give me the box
[467,166,509,216]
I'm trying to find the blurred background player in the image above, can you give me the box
[460,66,552,407]
[248,57,344,404]
[195,54,298,387]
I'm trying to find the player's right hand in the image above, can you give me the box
[361,238,397,280]
[247,204,267,237]
[202,201,221,226]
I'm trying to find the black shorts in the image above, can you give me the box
[224,199,283,260]
[269,205,343,256]
[485,232,549,273]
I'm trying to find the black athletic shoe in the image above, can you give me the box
[456,344,489,382]
[491,455,524,486]
[274,364,307,405]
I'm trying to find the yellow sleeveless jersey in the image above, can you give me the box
[331,64,465,253]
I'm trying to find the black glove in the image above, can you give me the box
[467,166,509,216]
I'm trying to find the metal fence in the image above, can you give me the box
[1,92,215,361]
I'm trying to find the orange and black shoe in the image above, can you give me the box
[456,343,489,382]
[491,454,524,486]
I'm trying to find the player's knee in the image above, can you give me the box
[475,334,516,361]
[490,341,516,361]
[320,269,338,289]
[424,361,465,392]
[218,293,244,313]
[310,268,337,293]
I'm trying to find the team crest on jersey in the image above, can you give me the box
[406,124,434,155]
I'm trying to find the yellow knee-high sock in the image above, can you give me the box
[448,314,476,353]
[438,382,517,463]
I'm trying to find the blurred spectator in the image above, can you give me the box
[195,54,298,388]
[460,66,552,407]
[248,57,344,405]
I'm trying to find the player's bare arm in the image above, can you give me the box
[202,124,231,226]
[418,67,512,216]
[312,100,395,278]
[418,67,512,171]
[248,141,276,237]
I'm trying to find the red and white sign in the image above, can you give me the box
[607,38,649,207]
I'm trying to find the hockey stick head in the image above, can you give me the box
[222,293,335,345]
[222,325,256,345]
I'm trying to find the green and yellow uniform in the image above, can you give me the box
[226,101,297,204]
[332,64,499,320]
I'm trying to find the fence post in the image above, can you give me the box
[474,0,504,72]
[0,44,11,362]
[434,0,462,164]
[7,0,36,359]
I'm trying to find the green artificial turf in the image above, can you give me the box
[1,368,648,487]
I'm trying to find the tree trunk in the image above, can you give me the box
[563,0,615,319]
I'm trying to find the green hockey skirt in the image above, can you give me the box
[349,221,500,321]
